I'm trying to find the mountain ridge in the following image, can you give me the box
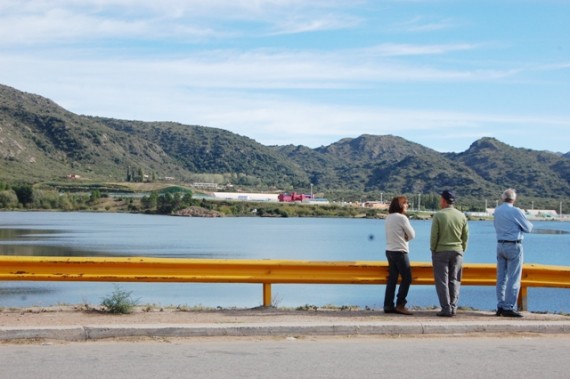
[1,83,569,201]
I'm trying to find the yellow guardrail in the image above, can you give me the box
[1,256,569,310]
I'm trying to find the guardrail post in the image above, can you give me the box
[263,283,272,307]
[518,285,528,311]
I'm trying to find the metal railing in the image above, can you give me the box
[1,256,569,310]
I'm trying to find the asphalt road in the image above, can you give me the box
[2,335,570,379]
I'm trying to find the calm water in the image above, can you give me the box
[1,211,569,312]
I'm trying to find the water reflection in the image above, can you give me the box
[0,228,108,256]
[0,228,61,240]
[532,228,570,235]
[0,244,110,257]
[0,285,56,300]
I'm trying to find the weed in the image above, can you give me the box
[175,304,217,312]
[271,294,282,308]
[296,304,318,311]
[142,304,155,312]
[100,286,139,314]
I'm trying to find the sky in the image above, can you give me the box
[1,1,569,153]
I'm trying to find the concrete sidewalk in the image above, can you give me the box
[1,307,570,342]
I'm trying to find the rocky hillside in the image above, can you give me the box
[1,83,569,201]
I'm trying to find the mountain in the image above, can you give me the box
[1,83,569,201]
[0,84,308,188]
[276,135,496,196]
[446,137,570,198]
[0,84,184,181]
[92,117,310,188]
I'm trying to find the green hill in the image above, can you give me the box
[1,83,569,205]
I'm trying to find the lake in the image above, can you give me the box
[1,211,569,312]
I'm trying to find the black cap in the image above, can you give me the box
[441,190,456,204]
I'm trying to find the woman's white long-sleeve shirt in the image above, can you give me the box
[385,213,415,253]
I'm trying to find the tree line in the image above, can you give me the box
[0,180,382,218]
[0,180,196,215]
[0,181,95,210]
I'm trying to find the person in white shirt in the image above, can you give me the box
[384,196,416,315]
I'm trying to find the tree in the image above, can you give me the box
[145,191,158,210]
[13,184,34,206]
[181,191,193,207]
[89,189,101,203]
[157,193,174,214]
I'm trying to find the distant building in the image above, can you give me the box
[278,192,313,202]
[526,209,559,219]
[486,208,559,219]
[465,211,491,218]
[212,192,279,202]
[306,198,330,205]
[193,182,222,190]
[362,201,388,210]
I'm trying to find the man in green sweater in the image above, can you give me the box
[430,190,469,317]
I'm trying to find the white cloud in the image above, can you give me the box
[366,43,479,57]
[1,0,568,154]
[192,96,570,152]
[3,53,569,153]
[1,45,526,107]
[0,0,362,45]
[0,10,152,45]
[391,16,459,33]
[269,13,362,35]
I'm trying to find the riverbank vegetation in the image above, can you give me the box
[0,180,385,218]
[0,179,565,220]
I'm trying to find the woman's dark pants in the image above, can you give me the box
[384,250,412,310]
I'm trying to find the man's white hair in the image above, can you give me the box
[501,188,517,202]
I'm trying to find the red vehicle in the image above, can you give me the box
[278,192,313,202]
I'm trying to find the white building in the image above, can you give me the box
[212,192,280,202]
[486,208,559,219]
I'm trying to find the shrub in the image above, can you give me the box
[100,286,139,314]
[0,190,19,208]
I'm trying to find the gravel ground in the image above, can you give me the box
[1,305,569,328]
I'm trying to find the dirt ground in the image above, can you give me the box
[1,305,569,328]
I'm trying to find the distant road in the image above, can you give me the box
[2,335,570,378]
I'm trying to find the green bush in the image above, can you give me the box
[0,190,19,208]
[100,286,139,314]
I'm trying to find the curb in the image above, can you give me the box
[3,321,570,341]
[0,326,87,341]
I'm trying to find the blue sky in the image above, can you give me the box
[1,1,569,153]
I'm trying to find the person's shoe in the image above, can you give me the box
[496,307,504,316]
[384,307,396,314]
[436,310,453,317]
[502,309,523,318]
[395,305,413,315]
